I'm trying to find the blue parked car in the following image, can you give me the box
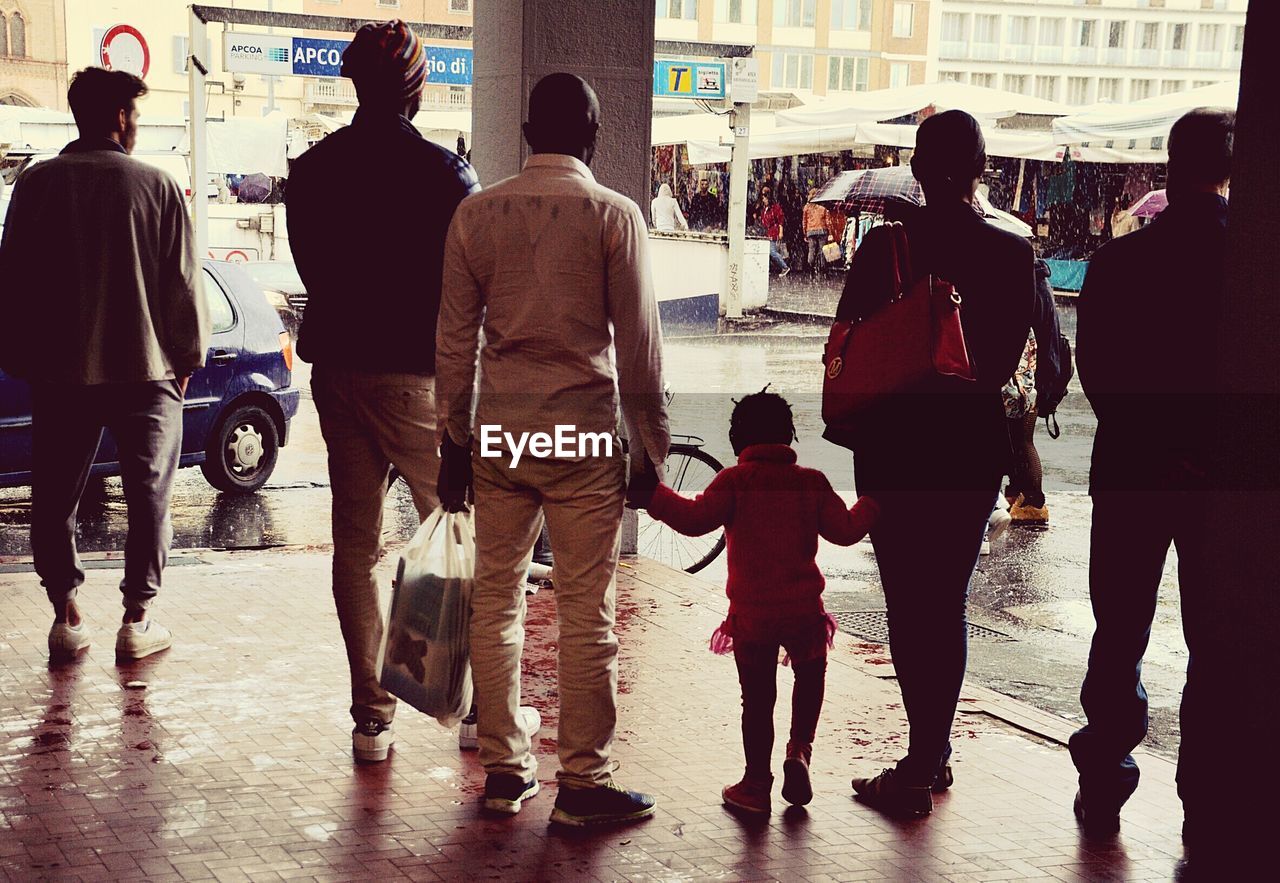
[0,261,300,494]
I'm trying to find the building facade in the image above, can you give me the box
[301,0,473,113]
[60,0,307,120]
[655,1,931,100]
[931,0,1247,106]
[0,0,68,109]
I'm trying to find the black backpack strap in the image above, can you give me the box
[1044,412,1061,440]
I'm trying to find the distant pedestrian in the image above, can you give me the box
[0,68,209,662]
[827,111,1054,817]
[1070,108,1233,846]
[628,390,878,815]
[802,188,832,274]
[686,176,723,231]
[285,19,479,764]
[759,192,789,276]
[650,182,688,232]
[435,73,669,825]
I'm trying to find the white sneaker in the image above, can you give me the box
[459,705,541,750]
[980,532,992,556]
[353,720,394,762]
[987,506,1012,545]
[115,620,173,660]
[48,622,91,657]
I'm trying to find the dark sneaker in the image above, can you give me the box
[550,780,657,827]
[782,742,813,806]
[352,720,394,763]
[483,773,540,814]
[932,763,954,793]
[723,776,773,815]
[1073,789,1120,837]
[851,768,933,817]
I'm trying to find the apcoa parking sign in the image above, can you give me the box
[223,33,473,85]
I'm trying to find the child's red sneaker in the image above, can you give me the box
[782,742,813,806]
[722,776,772,815]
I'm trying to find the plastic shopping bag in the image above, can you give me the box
[378,507,474,728]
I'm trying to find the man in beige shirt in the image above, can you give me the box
[0,68,208,662]
[435,73,669,826]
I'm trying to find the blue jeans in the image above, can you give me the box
[867,489,996,785]
[1069,491,1210,813]
[768,240,789,274]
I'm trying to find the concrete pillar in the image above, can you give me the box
[1203,0,1278,853]
[471,0,656,555]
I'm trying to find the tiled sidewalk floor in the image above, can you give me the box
[1,548,1191,881]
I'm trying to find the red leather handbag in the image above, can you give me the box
[822,222,975,427]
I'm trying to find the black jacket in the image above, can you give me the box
[1077,192,1227,493]
[286,109,480,374]
[827,203,1046,493]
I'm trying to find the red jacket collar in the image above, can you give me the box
[738,444,797,464]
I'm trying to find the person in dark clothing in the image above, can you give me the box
[285,19,480,765]
[686,176,723,231]
[827,111,1053,817]
[1068,108,1233,844]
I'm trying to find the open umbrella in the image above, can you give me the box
[1126,188,1167,218]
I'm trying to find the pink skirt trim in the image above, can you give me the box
[709,612,838,667]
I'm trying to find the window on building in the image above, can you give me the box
[715,0,758,24]
[1193,79,1220,88]
[1130,79,1152,100]
[1170,23,1187,50]
[1097,78,1121,102]
[1140,22,1160,50]
[1038,18,1065,47]
[940,71,965,83]
[771,52,814,89]
[892,3,914,39]
[773,0,816,27]
[657,0,698,19]
[1197,23,1222,52]
[1004,74,1028,94]
[1035,75,1058,101]
[1067,77,1090,105]
[1161,80,1184,95]
[1075,20,1097,47]
[0,14,7,57]
[828,56,870,92]
[890,62,910,88]
[1233,26,1246,52]
[1008,16,1033,45]
[449,0,471,12]
[1107,21,1126,48]
[9,12,23,57]
[974,14,998,44]
[376,0,400,7]
[831,0,872,31]
[971,73,995,89]
[940,13,966,43]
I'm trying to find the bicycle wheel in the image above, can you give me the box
[637,445,727,574]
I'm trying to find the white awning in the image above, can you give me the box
[1052,81,1239,145]
[775,81,1070,128]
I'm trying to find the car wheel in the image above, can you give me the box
[200,404,279,494]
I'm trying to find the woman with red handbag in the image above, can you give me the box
[823,111,1057,817]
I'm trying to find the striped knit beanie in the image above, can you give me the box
[341,20,427,100]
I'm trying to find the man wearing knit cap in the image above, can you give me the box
[286,20,479,764]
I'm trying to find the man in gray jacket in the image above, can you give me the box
[0,68,209,662]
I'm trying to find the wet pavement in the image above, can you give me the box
[0,304,1188,760]
[0,550,1191,881]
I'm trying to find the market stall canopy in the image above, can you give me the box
[854,121,1162,163]
[774,81,1070,128]
[0,105,186,155]
[179,113,289,177]
[1052,80,1239,146]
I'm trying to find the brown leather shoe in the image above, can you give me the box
[1011,501,1049,525]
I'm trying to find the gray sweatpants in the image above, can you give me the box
[31,380,184,610]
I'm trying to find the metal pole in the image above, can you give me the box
[189,6,209,260]
[265,0,277,116]
[725,101,750,320]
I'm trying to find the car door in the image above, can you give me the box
[181,267,244,457]
[0,368,34,485]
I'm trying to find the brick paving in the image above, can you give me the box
[0,547,1191,881]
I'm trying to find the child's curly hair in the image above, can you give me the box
[729,386,796,454]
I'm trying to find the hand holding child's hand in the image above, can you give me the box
[626,453,660,510]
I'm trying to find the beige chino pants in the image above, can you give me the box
[312,367,439,726]
[470,446,626,788]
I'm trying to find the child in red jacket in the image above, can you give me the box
[628,390,878,815]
